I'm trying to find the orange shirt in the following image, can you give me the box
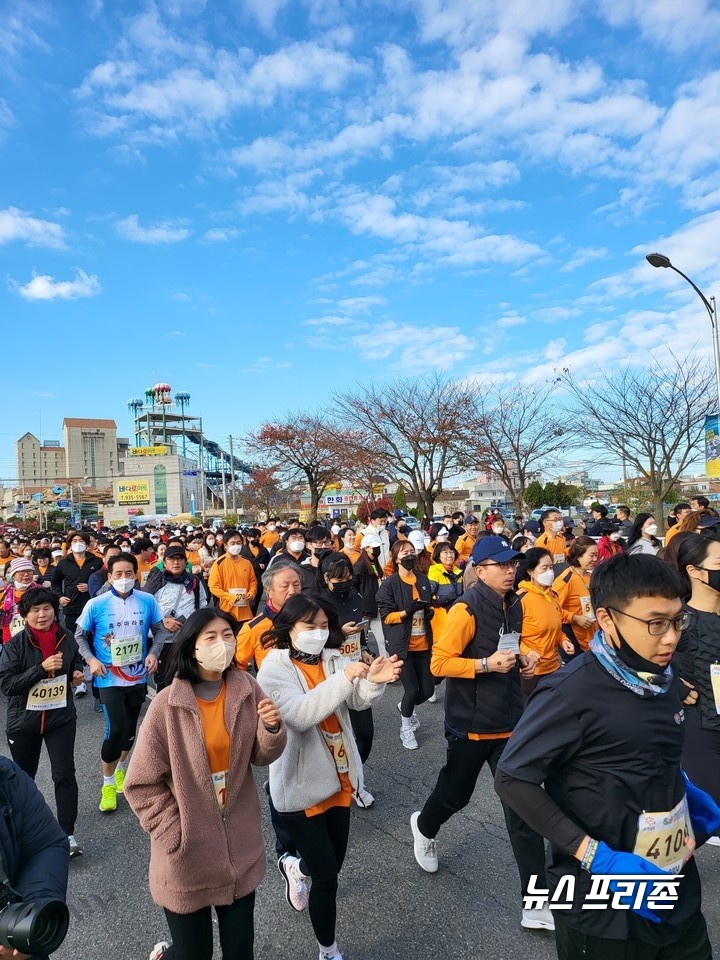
[341,546,361,566]
[382,572,430,651]
[534,532,568,565]
[553,566,594,651]
[294,660,353,816]
[196,683,231,808]
[664,524,681,544]
[516,580,567,675]
[208,555,258,623]
[260,531,280,551]
[429,601,510,741]
[235,614,273,671]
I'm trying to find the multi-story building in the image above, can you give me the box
[16,420,129,488]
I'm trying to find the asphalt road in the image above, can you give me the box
[2,684,719,960]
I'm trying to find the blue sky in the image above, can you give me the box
[2,0,720,485]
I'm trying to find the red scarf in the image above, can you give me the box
[28,623,59,661]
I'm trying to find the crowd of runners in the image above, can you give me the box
[0,499,719,960]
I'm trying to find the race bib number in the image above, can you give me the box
[498,631,520,654]
[711,664,720,715]
[111,635,142,667]
[580,597,596,621]
[212,770,227,809]
[9,614,24,637]
[140,570,150,587]
[633,796,695,874]
[411,612,425,637]
[26,675,68,711]
[322,729,349,774]
[553,553,565,565]
[340,632,362,662]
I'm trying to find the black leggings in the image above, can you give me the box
[349,707,374,763]
[98,684,146,763]
[163,891,255,960]
[280,806,350,948]
[681,714,720,803]
[7,720,78,836]
[399,650,434,717]
[555,909,711,960]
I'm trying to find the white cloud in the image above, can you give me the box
[597,0,720,53]
[201,227,241,242]
[0,207,66,249]
[244,0,290,32]
[560,247,610,272]
[11,268,101,301]
[337,295,386,314]
[353,320,473,370]
[243,354,291,372]
[117,214,190,243]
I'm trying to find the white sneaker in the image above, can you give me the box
[353,786,375,808]
[148,944,171,960]
[68,835,82,858]
[521,905,555,930]
[706,835,720,846]
[400,728,418,750]
[278,853,308,911]
[410,811,438,872]
[74,682,88,698]
[319,950,343,960]
[397,702,419,729]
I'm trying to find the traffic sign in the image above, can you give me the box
[182,470,198,477]
[31,493,43,501]
[56,500,71,509]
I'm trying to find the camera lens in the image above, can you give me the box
[0,899,70,955]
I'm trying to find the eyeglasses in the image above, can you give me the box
[607,607,687,636]
[478,559,520,569]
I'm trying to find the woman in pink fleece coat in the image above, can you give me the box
[125,608,286,960]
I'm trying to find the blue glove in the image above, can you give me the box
[589,840,669,924]
[682,772,720,837]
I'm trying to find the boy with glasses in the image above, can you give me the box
[410,537,550,930]
[496,553,716,959]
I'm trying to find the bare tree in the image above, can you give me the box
[561,352,715,532]
[244,413,342,521]
[468,379,571,514]
[334,373,475,520]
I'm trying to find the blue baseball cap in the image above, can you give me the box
[471,536,521,565]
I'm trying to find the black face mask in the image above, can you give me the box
[371,546,381,559]
[702,568,720,593]
[250,539,260,546]
[400,555,416,570]
[610,617,659,673]
[331,582,352,597]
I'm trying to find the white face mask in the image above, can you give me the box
[551,520,564,533]
[206,538,215,546]
[23,550,32,558]
[268,524,276,532]
[492,525,504,535]
[227,544,242,556]
[112,577,135,594]
[610,532,621,542]
[288,540,305,553]
[150,538,160,545]
[195,640,234,672]
[293,627,329,656]
[331,525,340,536]
[436,529,449,541]
[71,542,87,554]
[13,579,30,591]
[645,524,658,536]
[121,545,132,553]
[536,570,555,587]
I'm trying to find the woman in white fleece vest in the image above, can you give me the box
[257,593,401,960]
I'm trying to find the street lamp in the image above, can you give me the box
[646,252,720,416]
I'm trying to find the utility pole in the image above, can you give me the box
[229,436,237,515]
[221,455,228,515]
[199,417,206,520]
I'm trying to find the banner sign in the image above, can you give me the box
[706,415,720,479]
[129,446,168,457]
[118,481,151,504]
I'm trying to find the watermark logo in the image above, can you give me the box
[523,874,682,912]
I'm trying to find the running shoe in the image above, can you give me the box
[397,702,420,729]
[427,691,437,703]
[319,951,343,960]
[521,905,555,930]
[114,767,126,794]
[706,836,720,846]
[352,787,375,809]
[400,728,418,750]
[93,698,103,714]
[68,835,82,858]
[149,943,173,960]
[74,682,88,698]
[277,854,308,911]
[99,784,117,813]
[410,811,438,872]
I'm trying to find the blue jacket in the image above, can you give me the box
[0,757,69,959]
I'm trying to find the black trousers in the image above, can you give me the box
[349,707,374,764]
[163,890,255,960]
[98,684,146,763]
[681,715,720,803]
[155,642,175,692]
[268,791,296,859]
[555,910,711,960]
[7,720,78,835]
[280,806,351,948]
[417,734,546,895]
[399,649,434,717]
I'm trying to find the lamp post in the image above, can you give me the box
[127,398,144,446]
[646,252,720,416]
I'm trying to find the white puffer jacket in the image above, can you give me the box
[257,647,385,813]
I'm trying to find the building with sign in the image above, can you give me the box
[101,443,202,524]
[16,420,129,487]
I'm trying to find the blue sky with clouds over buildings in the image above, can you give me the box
[1,0,720,480]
